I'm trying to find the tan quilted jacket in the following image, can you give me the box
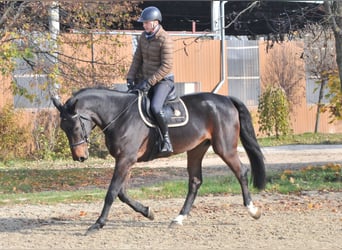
[127,25,173,86]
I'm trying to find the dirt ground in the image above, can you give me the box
[0,145,341,249]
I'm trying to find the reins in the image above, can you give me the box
[101,95,139,133]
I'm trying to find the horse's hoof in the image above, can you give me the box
[248,207,262,220]
[85,223,104,236]
[247,202,262,220]
[147,207,155,220]
[169,220,183,228]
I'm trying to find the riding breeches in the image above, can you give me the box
[150,78,174,116]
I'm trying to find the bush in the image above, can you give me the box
[0,104,31,161]
[32,110,109,160]
[31,110,70,160]
[88,127,109,159]
[0,107,109,162]
[258,86,291,138]
[325,71,342,121]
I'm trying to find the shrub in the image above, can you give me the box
[258,86,291,138]
[0,104,31,161]
[31,110,70,160]
[325,70,342,121]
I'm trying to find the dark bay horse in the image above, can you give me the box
[52,87,266,234]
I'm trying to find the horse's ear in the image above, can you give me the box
[68,98,78,114]
[51,96,63,113]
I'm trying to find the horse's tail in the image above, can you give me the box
[229,96,266,190]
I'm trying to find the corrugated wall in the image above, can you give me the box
[173,36,224,94]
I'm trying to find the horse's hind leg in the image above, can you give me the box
[217,149,261,219]
[118,186,155,220]
[170,141,210,227]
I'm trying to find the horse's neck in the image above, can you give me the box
[83,93,136,130]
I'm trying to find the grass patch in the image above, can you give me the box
[266,164,342,193]
[0,189,106,205]
[257,133,342,147]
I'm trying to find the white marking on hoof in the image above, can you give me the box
[171,214,186,226]
[247,202,261,219]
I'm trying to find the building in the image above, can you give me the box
[1,1,341,135]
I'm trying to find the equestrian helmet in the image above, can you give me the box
[138,6,162,23]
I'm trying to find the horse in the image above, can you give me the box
[51,87,266,234]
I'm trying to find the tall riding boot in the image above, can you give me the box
[154,110,173,155]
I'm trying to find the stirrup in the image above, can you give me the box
[159,140,173,156]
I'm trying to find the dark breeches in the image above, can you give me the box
[150,80,174,115]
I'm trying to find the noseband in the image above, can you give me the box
[69,113,92,148]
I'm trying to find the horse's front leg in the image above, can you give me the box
[86,160,132,235]
[118,186,155,220]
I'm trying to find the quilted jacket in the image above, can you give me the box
[127,25,173,86]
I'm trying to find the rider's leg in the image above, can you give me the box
[150,81,173,154]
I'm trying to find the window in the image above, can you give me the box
[174,82,201,96]
[227,38,260,106]
[13,34,55,109]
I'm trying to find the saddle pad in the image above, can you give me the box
[137,91,189,128]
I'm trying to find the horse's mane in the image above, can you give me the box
[70,86,134,101]
[64,86,129,110]
[72,86,119,97]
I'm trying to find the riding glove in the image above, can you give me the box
[135,80,151,92]
[127,79,134,91]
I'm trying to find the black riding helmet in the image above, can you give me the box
[138,6,162,23]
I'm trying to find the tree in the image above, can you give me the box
[254,1,341,92]
[261,42,305,112]
[303,24,337,132]
[0,1,140,160]
[0,1,140,91]
[323,1,342,91]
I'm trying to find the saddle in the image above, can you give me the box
[137,89,189,128]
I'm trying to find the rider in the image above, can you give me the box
[127,6,174,156]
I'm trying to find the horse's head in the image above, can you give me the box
[52,96,94,162]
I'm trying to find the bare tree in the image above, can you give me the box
[0,1,140,91]
[303,24,337,132]
[261,42,305,112]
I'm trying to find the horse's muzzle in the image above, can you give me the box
[71,144,89,162]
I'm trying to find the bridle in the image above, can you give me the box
[68,113,92,148]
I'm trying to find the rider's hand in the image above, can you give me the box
[127,79,134,91]
[135,80,151,92]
